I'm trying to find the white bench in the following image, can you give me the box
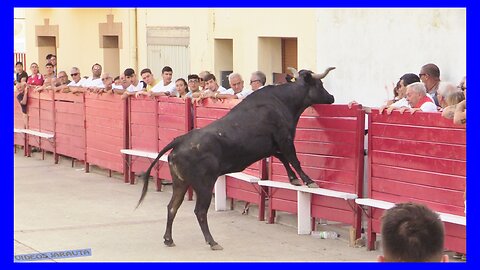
[214,172,262,211]
[258,180,357,234]
[14,128,54,139]
[120,149,168,162]
[355,198,466,226]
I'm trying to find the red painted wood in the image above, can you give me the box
[371,164,465,191]
[370,123,465,145]
[371,150,466,176]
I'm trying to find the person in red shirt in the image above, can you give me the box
[26,62,44,87]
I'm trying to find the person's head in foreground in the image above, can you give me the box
[378,202,448,262]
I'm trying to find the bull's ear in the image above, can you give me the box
[301,71,315,85]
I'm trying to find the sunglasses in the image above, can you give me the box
[71,73,79,76]
[250,79,260,84]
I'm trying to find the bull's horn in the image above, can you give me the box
[312,67,336,80]
[287,67,299,78]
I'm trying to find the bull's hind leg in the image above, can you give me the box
[192,183,223,250]
[274,153,301,186]
[163,178,189,247]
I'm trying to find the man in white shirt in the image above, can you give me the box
[400,82,438,114]
[151,66,176,96]
[215,73,253,100]
[122,68,145,99]
[84,63,104,88]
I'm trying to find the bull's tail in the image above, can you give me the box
[135,138,179,209]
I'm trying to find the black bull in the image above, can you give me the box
[137,68,335,250]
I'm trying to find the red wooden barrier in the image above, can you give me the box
[54,92,86,163]
[194,98,267,220]
[127,96,159,184]
[14,94,26,153]
[367,109,466,253]
[157,96,193,183]
[38,91,56,155]
[26,90,41,152]
[85,92,127,175]
[268,104,365,236]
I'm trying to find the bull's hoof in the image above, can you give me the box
[210,244,224,250]
[164,240,176,247]
[290,179,302,186]
[307,182,319,188]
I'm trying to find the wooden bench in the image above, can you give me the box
[363,109,466,253]
[259,180,357,234]
[355,198,466,226]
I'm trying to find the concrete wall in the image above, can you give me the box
[315,8,466,106]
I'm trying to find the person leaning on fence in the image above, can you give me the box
[187,74,201,97]
[84,63,104,89]
[378,202,448,262]
[15,82,29,128]
[198,70,211,90]
[379,73,420,114]
[215,72,253,100]
[15,61,28,85]
[436,82,458,110]
[175,78,190,99]
[150,66,176,97]
[27,63,44,87]
[135,68,159,98]
[121,68,145,99]
[46,53,57,76]
[191,73,227,104]
[53,71,71,92]
[396,82,437,114]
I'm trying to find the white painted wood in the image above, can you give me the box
[297,191,312,235]
[355,198,466,226]
[21,129,54,139]
[225,172,260,183]
[258,180,357,200]
[120,149,168,162]
[214,175,227,211]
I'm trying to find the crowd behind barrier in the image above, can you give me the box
[13,87,466,254]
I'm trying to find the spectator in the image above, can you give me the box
[15,61,28,84]
[215,73,253,100]
[419,63,441,107]
[398,82,437,114]
[198,70,211,90]
[436,82,458,109]
[44,63,56,79]
[378,202,448,262]
[372,73,419,114]
[53,71,71,92]
[454,90,466,125]
[441,91,465,120]
[151,66,176,96]
[175,78,189,99]
[15,82,28,128]
[67,67,86,87]
[121,68,145,99]
[99,73,115,94]
[46,54,57,75]
[458,76,466,92]
[113,76,121,86]
[26,63,44,88]
[250,71,267,91]
[192,73,228,102]
[84,63,104,88]
[135,68,159,98]
[187,74,201,97]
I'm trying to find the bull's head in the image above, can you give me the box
[288,67,335,105]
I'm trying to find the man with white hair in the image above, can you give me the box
[214,72,253,100]
[401,82,438,113]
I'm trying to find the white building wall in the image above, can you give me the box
[315,8,466,107]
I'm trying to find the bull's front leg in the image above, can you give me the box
[274,153,301,186]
